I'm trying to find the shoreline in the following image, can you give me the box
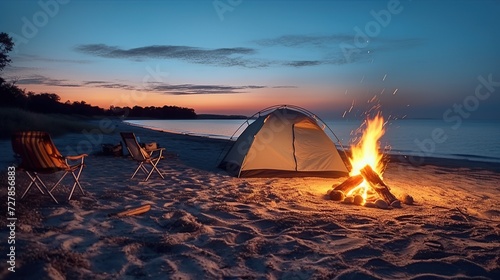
[122,118,500,165]
[122,120,500,174]
[1,119,499,173]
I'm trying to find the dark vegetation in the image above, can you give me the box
[0,32,196,119]
[0,32,197,137]
[0,76,197,120]
[0,80,197,119]
[0,107,98,137]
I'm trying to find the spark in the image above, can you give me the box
[342,110,347,118]
[371,104,381,112]
[349,100,355,112]
[392,88,398,95]
[380,88,385,95]
[360,75,365,84]
[383,74,387,81]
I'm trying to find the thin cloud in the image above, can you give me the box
[74,43,335,68]
[16,75,137,90]
[256,34,424,64]
[96,83,137,91]
[15,75,282,95]
[283,60,323,67]
[75,44,262,67]
[82,80,108,85]
[75,37,419,68]
[151,84,267,95]
[16,75,80,87]
[81,80,136,90]
[337,37,424,63]
[255,34,423,49]
[15,54,91,64]
[255,34,353,47]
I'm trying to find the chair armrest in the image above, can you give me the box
[147,147,165,154]
[148,148,165,158]
[148,148,165,152]
[65,154,87,167]
[65,154,88,160]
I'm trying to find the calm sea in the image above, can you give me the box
[125,119,500,163]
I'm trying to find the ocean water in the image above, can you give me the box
[125,119,500,163]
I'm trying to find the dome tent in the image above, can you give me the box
[218,105,349,178]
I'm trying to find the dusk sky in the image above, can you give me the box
[1,0,499,119]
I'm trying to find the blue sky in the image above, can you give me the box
[1,0,499,119]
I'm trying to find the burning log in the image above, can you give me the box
[333,175,363,192]
[359,165,399,206]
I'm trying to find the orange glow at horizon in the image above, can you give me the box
[22,84,282,112]
[21,84,353,116]
[346,114,385,203]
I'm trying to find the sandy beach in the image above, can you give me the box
[0,120,499,279]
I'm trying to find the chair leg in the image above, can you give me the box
[144,167,154,181]
[74,164,85,195]
[131,163,144,179]
[50,171,69,192]
[152,164,164,179]
[130,157,164,181]
[21,172,44,199]
[20,174,35,199]
[145,158,164,181]
[68,165,85,201]
[36,175,59,204]
[21,172,59,204]
[68,174,81,201]
[33,181,45,194]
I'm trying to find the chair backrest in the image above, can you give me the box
[11,131,68,173]
[120,132,150,161]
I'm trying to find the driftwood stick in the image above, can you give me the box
[333,175,363,192]
[360,165,398,204]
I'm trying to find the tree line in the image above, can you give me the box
[0,32,197,119]
[0,81,197,119]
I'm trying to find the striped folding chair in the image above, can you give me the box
[11,131,88,204]
[120,132,165,181]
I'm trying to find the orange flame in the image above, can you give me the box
[347,114,385,204]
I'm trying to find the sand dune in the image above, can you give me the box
[0,120,498,279]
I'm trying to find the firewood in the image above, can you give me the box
[360,165,398,205]
[353,195,364,205]
[333,175,363,192]
[329,190,345,201]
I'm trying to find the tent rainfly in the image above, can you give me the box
[218,105,349,178]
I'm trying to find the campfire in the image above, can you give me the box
[329,114,410,209]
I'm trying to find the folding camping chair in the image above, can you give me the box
[120,132,165,181]
[11,131,88,204]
